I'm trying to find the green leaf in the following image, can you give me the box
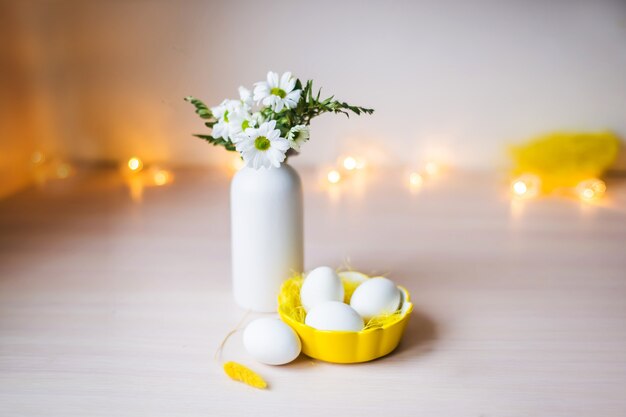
[307,81,313,103]
[193,134,237,152]
[185,96,214,120]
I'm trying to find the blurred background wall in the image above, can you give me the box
[2,0,626,196]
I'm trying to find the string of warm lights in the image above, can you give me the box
[29,151,609,204]
[405,161,442,193]
[321,155,442,192]
[122,156,174,186]
[29,151,74,184]
[28,152,173,200]
[324,156,367,185]
[120,156,175,201]
[576,179,607,201]
[510,173,606,202]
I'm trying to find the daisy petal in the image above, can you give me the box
[280,72,292,89]
[284,78,296,93]
[267,71,279,88]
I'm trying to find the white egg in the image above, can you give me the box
[300,266,344,312]
[305,301,364,331]
[243,318,301,365]
[350,277,401,321]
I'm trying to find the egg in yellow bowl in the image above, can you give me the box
[278,271,413,364]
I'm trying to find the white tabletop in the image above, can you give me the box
[1,167,625,417]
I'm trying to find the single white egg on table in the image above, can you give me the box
[243,318,301,365]
[305,301,364,331]
[300,266,344,312]
[350,277,401,321]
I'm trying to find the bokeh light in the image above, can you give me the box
[327,170,341,184]
[343,156,357,171]
[576,179,606,201]
[127,157,143,172]
[511,174,541,199]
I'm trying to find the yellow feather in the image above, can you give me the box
[223,361,267,389]
[510,131,620,192]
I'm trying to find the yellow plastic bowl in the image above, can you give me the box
[278,273,413,364]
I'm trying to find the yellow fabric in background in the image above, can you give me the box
[510,131,620,192]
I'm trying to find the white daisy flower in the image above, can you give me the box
[238,86,254,109]
[251,112,265,126]
[286,125,310,151]
[212,120,230,140]
[211,99,242,139]
[236,120,290,169]
[211,99,240,120]
[228,108,257,142]
[253,71,301,112]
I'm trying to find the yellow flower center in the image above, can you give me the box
[270,88,286,99]
[254,136,271,151]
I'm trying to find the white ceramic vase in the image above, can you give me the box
[230,163,304,312]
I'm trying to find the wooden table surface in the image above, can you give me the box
[1,167,625,417]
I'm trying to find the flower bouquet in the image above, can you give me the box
[185,71,373,169]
